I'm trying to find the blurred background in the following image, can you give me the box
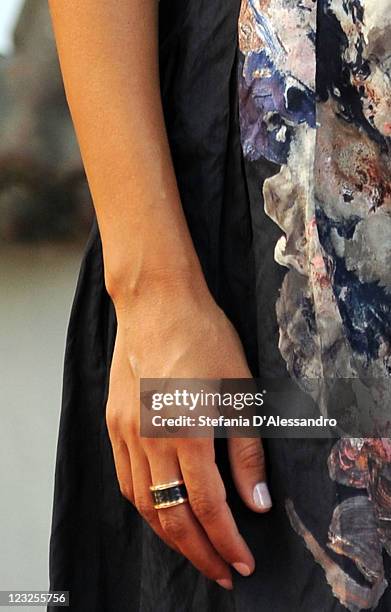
[0,0,92,607]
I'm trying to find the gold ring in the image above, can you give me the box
[150,479,188,510]
[150,479,184,492]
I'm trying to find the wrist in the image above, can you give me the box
[105,260,211,314]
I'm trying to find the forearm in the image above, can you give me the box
[49,0,205,305]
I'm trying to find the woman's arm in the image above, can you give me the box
[49,0,271,589]
[49,0,201,302]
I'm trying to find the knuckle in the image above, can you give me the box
[135,497,156,524]
[119,483,134,503]
[179,438,213,459]
[236,441,264,471]
[190,494,221,523]
[106,408,137,440]
[159,512,188,540]
[141,437,161,453]
[106,406,119,434]
[122,417,138,439]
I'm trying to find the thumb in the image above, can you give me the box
[228,437,272,513]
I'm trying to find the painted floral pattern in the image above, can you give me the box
[238,1,391,609]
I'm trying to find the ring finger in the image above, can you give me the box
[127,440,178,551]
[148,448,233,588]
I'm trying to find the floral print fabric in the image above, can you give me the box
[238,1,391,610]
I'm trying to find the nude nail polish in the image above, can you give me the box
[253,482,272,509]
[216,578,233,590]
[233,562,252,576]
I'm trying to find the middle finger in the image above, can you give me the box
[179,441,255,576]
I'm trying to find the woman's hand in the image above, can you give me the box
[49,0,271,589]
[106,277,272,590]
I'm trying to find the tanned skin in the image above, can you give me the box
[49,0,271,589]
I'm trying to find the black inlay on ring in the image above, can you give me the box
[152,483,188,507]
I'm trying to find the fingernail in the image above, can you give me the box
[232,562,252,576]
[253,482,272,509]
[216,578,233,590]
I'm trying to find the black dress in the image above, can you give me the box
[49,1,391,611]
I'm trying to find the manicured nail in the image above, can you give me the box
[216,578,233,590]
[253,482,272,509]
[233,562,252,576]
